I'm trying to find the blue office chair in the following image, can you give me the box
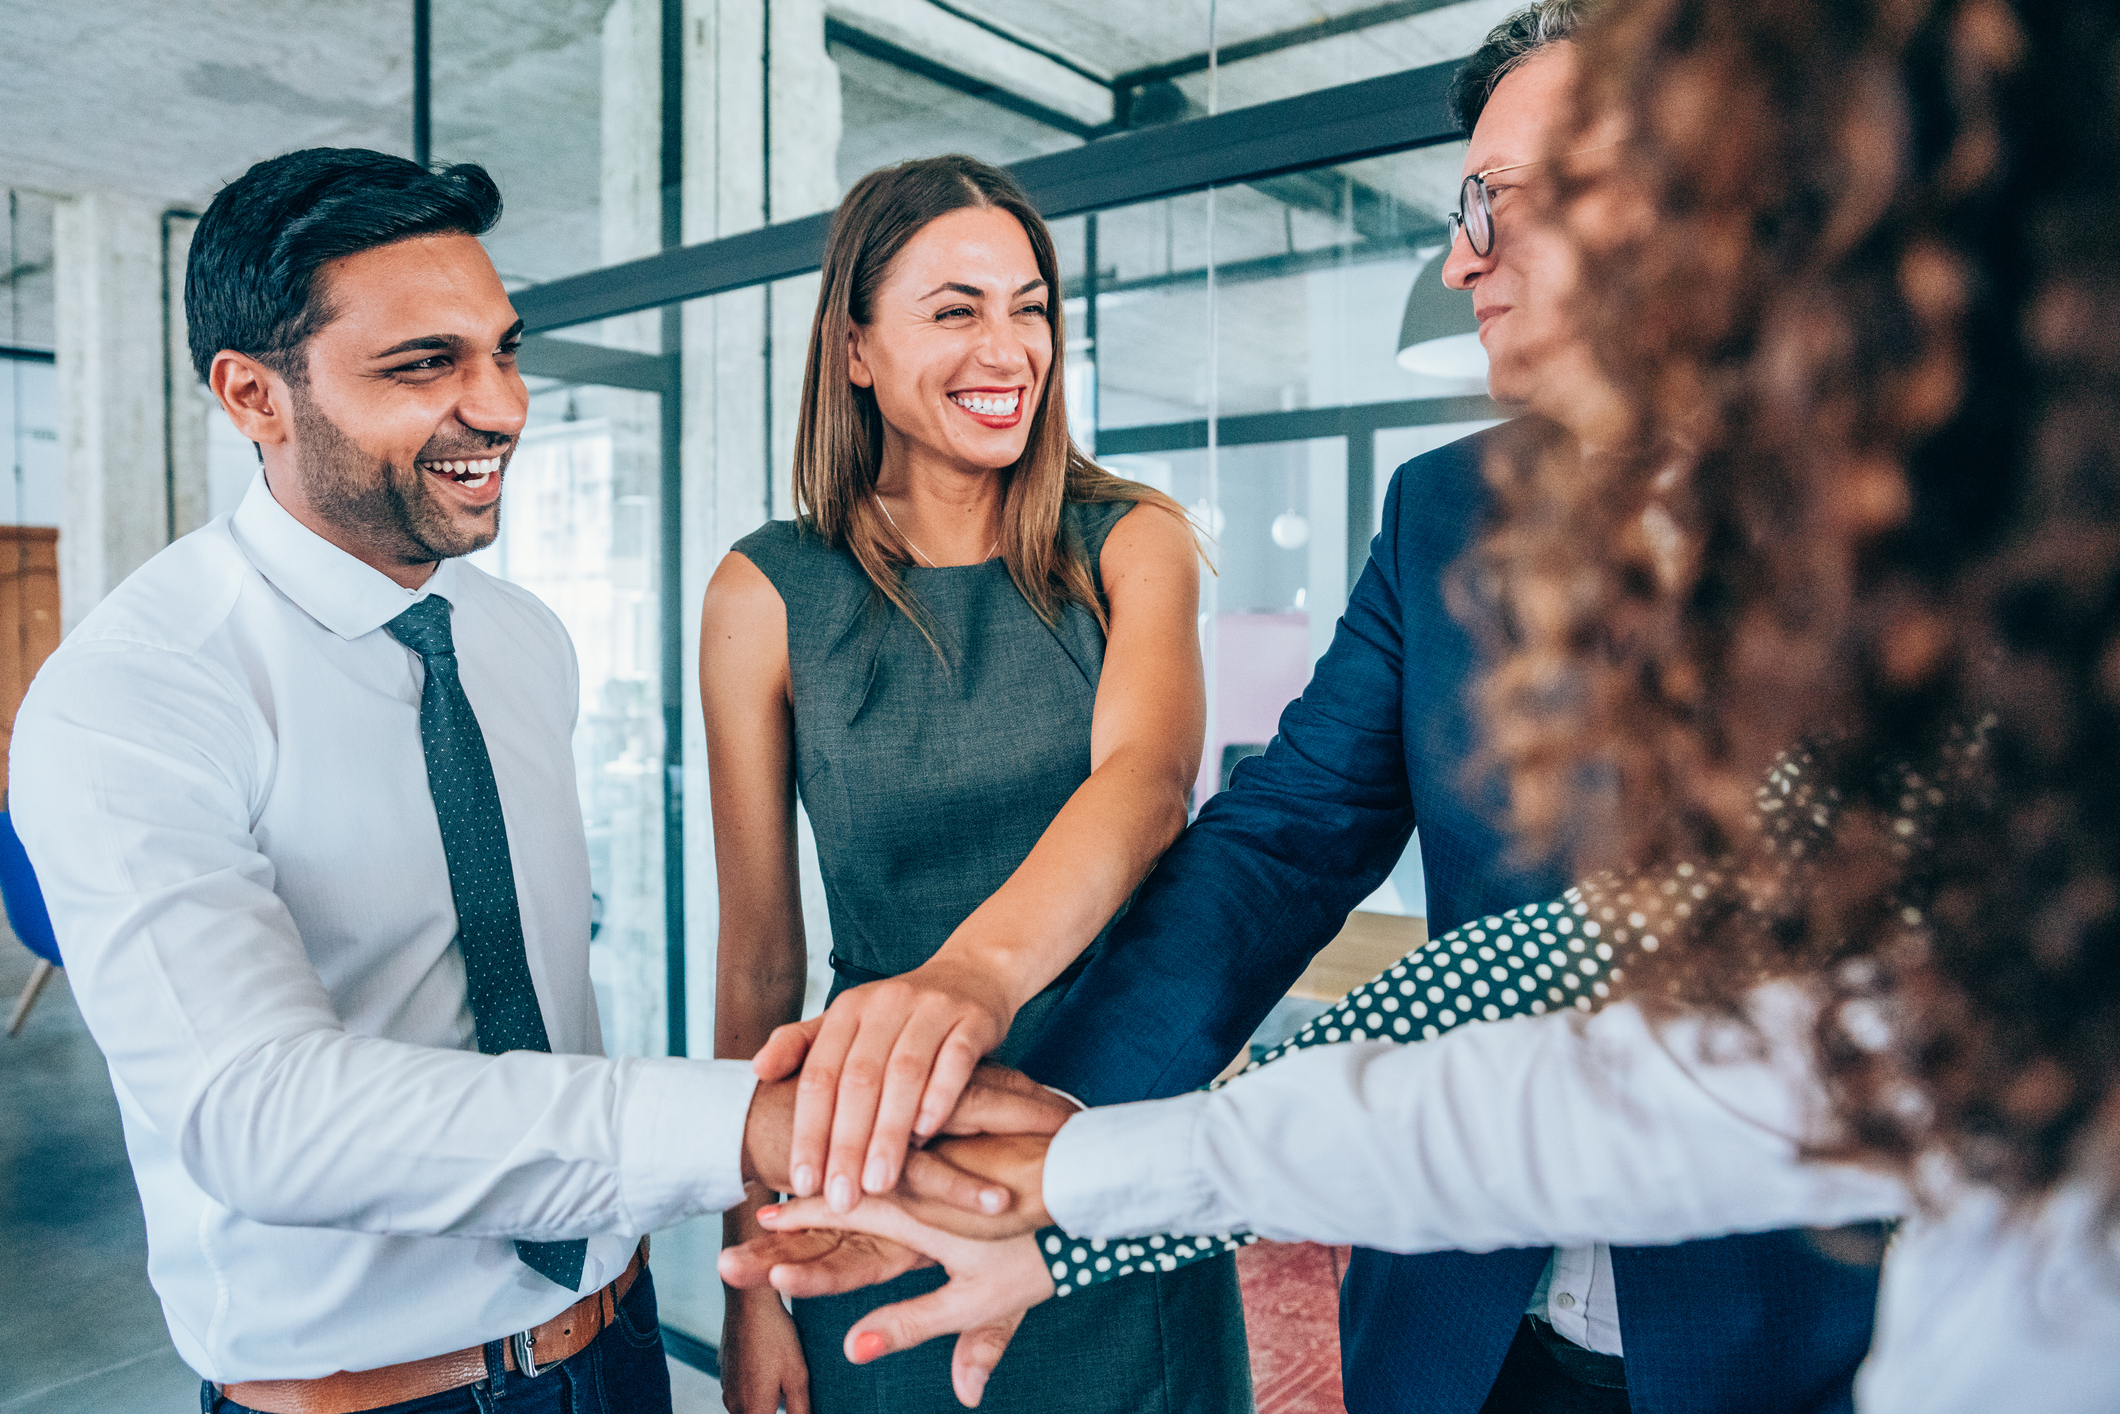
[1,812,61,1037]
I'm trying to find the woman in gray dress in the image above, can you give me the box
[699,155,1250,1413]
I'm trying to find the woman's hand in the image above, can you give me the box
[754,958,1019,1210]
[719,1286,811,1414]
[755,1196,1056,1408]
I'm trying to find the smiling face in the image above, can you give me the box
[222,231,529,582]
[848,205,1053,481]
[1442,45,1585,408]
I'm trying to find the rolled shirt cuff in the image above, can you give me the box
[619,1057,760,1226]
[1044,1091,1245,1238]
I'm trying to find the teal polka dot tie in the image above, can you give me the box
[387,595,588,1293]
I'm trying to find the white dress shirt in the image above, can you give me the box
[1527,1243,1623,1354]
[11,476,756,1382]
[1044,987,2120,1411]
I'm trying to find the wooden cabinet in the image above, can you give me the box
[0,527,61,799]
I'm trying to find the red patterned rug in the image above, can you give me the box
[1237,1242,1351,1414]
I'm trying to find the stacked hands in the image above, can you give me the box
[728,979,1084,1409]
[724,888,1620,1406]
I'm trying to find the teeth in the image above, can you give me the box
[424,456,503,479]
[952,391,1019,416]
[461,472,490,488]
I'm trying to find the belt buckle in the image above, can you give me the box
[512,1327,543,1379]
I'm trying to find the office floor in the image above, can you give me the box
[0,935,722,1414]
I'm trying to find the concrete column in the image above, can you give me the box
[601,0,665,352]
[52,194,209,631]
[588,0,674,1061]
[53,192,162,632]
[680,0,843,1049]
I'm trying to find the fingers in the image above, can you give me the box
[770,1235,932,1299]
[901,1148,1011,1219]
[951,1314,1025,1409]
[758,1194,1016,1274]
[837,1240,1049,1370]
[966,1061,1050,1100]
[853,1005,959,1199]
[824,1000,911,1211]
[758,1194,939,1247]
[890,1196,1040,1241]
[937,1078,1076,1139]
[911,1028,983,1145]
[753,1016,822,1081]
[717,1228,839,1289]
[787,1003,866,1199]
[841,1284,979,1366]
[893,1134,1053,1236]
[763,1201,1058,1385]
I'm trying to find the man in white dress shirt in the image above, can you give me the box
[9,147,1044,1414]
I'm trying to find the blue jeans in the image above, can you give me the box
[203,1268,673,1414]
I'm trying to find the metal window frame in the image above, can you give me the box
[508,57,1461,334]
[512,54,1464,402]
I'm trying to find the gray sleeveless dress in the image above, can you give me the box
[734,502,1251,1414]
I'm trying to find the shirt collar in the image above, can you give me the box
[230,472,467,640]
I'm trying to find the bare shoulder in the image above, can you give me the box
[700,551,789,680]
[1098,500,1200,588]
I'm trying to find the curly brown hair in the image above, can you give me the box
[1472,0,2120,1203]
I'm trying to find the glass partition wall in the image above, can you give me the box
[430,0,1517,1362]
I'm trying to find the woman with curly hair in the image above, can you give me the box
[727,0,2120,1407]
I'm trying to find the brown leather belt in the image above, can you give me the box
[218,1240,648,1414]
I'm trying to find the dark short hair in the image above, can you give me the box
[1449,0,1590,134]
[184,148,501,383]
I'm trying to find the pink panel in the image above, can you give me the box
[1196,611,1313,807]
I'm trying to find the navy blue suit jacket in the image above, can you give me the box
[1019,429,1881,1413]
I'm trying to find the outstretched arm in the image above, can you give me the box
[1012,467,1440,1106]
[755,503,1206,1212]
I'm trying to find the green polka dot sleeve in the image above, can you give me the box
[1039,888,1629,1295]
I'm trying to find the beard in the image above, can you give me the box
[288,385,501,564]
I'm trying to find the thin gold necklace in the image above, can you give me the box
[874,493,998,567]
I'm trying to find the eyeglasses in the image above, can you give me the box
[1446,144,1621,257]
[1446,160,1539,257]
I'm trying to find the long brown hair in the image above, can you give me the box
[792,155,1188,648]
[1473,0,2120,1205]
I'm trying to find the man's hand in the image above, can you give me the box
[752,1195,1057,1408]
[754,961,1016,1211]
[719,1225,935,1298]
[895,1134,1055,1239]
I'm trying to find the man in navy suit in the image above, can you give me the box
[1018,5,1884,1411]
